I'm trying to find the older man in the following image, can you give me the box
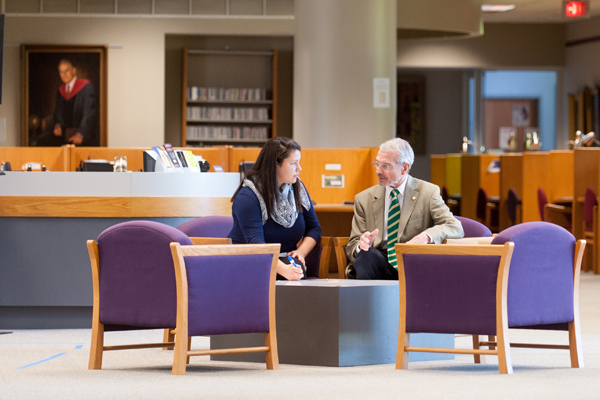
[52,59,97,146]
[346,138,463,280]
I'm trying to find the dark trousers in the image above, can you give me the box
[353,247,398,280]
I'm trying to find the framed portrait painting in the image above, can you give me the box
[21,45,107,147]
[397,75,426,154]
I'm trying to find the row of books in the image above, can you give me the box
[186,126,269,141]
[187,87,268,102]
[152,144,201,171]
[186,106,270,121]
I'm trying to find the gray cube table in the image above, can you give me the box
[211,279,454,367]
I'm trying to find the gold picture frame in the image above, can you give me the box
[21,44,108,147]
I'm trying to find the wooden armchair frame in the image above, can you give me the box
[163,237,232,348]
[333,237,350,279]
[87,240,280,375]
[170,243,280,375]
[395,243,515,374]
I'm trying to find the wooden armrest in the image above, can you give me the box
[545,204,572,215]
[444,237,495,245]
[189,237,232,245]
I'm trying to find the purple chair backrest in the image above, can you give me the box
[177,216,234,238]
[98,221,192,328]
[183,253,273,336]
[455,216,492,238]
[537,188,548,221]
[583,187,597,225]
[507,188,520,223]
[476,188,488,221]
[492,222,575,328]
[401,252,501,335]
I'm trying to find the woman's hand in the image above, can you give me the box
[277,260,304,281]
[286,250,305,265]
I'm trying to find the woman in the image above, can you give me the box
[228,137,321,281]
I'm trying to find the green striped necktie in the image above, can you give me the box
[387,189,400,269]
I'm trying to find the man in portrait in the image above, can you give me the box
[50,59,98,146]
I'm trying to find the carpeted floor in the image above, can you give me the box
[1,273,599,400]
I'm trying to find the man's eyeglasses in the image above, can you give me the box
[372,160,396,171]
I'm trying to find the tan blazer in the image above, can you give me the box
[346,176,463,267]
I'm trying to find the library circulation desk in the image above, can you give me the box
[0,171,239,329]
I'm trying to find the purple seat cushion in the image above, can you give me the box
[98,221,192,328]
[177,216,234,238]
[184,254,273,336]
[455,216,492,238]
[403,254,501,335]
[492,222,575,329]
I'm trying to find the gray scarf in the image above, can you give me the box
[243,178,311,228]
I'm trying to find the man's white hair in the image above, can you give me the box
[379,138,414,170]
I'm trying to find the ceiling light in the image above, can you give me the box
[481,5,516,12]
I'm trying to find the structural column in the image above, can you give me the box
[294,0,397,148]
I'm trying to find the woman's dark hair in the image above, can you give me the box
[231,137,303,216]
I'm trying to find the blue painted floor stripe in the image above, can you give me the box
[75,345,83,349]
[18,352,67,369]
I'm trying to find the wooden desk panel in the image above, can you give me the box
[70,146,229,172]
[573,148,600,240]
[70,147,146,172]
[522,153,551,222]
[228,147,262,174]
[0,196,232,218]
[499,153,523,230]
[461,154,500,220]
[0,146,70,171]
[430,155,445,189]
[549,150,574,202]
[299,148,376,205]
[445,154,462,197]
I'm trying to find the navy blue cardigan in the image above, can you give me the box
[228,186,322,253]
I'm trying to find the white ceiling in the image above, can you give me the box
[482,0,600,23]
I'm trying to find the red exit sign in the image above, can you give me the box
[564,1,589,17]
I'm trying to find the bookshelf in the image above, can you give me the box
[182,49,278,147]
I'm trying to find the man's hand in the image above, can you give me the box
[406,232,431,244]
[277,261,304,281]
[68,132,84,145]
[53,125,62,137]
[358,229,379,251]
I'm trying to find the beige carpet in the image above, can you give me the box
[1,273,599,400]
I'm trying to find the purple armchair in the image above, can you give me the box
[176,216,234,239]
[455,216,492,238]
[87,220,280,375]
[395,222,585,374]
